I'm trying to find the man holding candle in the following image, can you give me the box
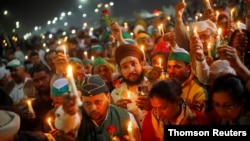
[58,75,140,141]
[111,44,152,128]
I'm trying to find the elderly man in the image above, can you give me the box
[57,75,140,141]
[111,44,152,127]
[167,48,207,112]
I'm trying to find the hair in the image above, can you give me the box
[212,73,248,104]
[149,78,182,102]
[30,64,51,77]
[29,51,39,59]
[150,51,169,65]
[44,49,56,62]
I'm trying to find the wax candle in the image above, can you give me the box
[231,8,234,21]
[141,45,146,61]
[237,21,242,33]
[158,58,162,68]
[27,100,34,113]
[186,25,190,37]
[63,46,67,56]
[84,51,88,59]
[127,91,131,99]
[67,65,83,106]
[207,43,212,57]
[127,121,135,141]
[47,117,55,131]
[91,56,95,61]
[205,0,212,9]
[216,28,222,46]
[193,27,198,37]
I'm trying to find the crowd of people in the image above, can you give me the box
[0,0,250,141]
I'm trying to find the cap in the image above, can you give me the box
[81,75,109,96]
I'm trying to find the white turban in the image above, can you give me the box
[190,19,217,33]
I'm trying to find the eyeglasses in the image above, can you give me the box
[199,33,213,40]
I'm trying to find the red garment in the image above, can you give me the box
[153,41,170,54]
[141,111,161,141]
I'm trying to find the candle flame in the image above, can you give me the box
[128,91,130,99]
[84,51,87,56]
[91,56,95,61]
[217,28,222,35]
[27,100,31,105]
[128,121,132,132]
[207,43,211,49]
[159,58,162,66]
[67,65,73,77]
[48,117,51,123]
[141,45,144,51]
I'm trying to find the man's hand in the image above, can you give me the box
[62,94,78,115]
[189,36,205,61]
[175,1,187,22]
[116,99,132,109]
[110,22,124,42]
[232,32,249,54]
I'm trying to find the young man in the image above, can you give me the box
[111,44,152,127]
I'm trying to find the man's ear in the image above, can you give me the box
[106,93,112,103]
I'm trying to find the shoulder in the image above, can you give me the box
[192,109,211,125]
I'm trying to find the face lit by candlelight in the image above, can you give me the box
[82,93,110,125]
[197,29,215,53]
[92,64,112,89]
[120,56,144,86]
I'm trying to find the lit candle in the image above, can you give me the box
[63,46,67,56]
[124,22,128,30]
[25,55,28,60]
[193,27,198,37]
[158,58,162,68]
[27,100,34,113]
[186,25,190,37]
[91,56,95,61]
[167,16,171,21]
[216,11,219,22]
[47,117,55,131]
[205,0,212,9]
[84,51,88,59]
[158,24,162,35]
[230,8,234,21]
[64,36,68,42]
[67,65,83,106]
[127,121,135,141]
[237,21,242,33]
[216,28,222,46]
[141,45,146,61]
[127,91,131,99]
[182,0,185,3]
[195,15,198,22]
[207,43,212,57]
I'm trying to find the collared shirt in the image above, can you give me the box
[9,77,31,104]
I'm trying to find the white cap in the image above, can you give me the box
[190,19,217,33]
[0,110,20,140]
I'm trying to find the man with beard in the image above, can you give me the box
[29,65,53,131]
[111,44,152,128]
[167,47,207,112]
[5,59,36,105]
[56,75,140,141]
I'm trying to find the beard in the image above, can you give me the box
[122,72,144,86]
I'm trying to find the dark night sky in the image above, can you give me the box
[1,0,200,36]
